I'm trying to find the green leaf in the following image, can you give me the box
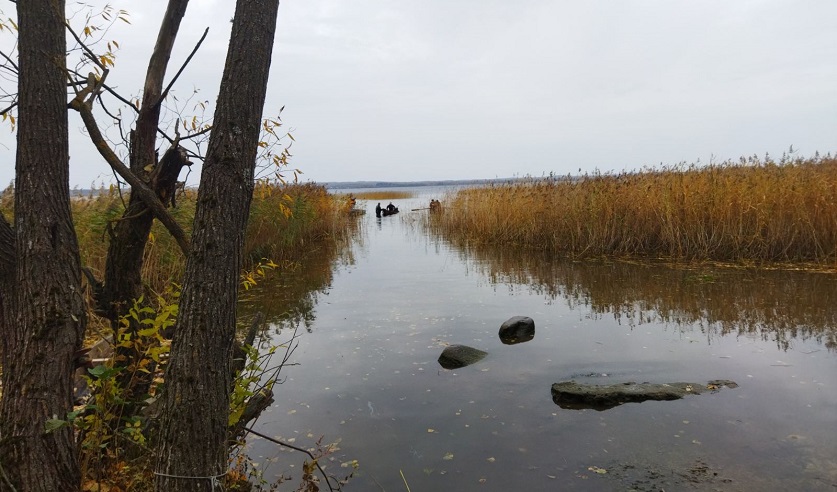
[88,365,123,380]
[45,419,68,433]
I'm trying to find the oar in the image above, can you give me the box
[411,207,431,211]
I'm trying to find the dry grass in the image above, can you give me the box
[427,154,837,266]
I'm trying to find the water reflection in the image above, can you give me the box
[436,240,837,352]
[238,221,362,335]
[246,197,836,492]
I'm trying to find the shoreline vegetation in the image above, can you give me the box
[0,181,358,296]
[426,154,837,269]
[1,181,358,490]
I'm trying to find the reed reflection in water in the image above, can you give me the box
[441,240,837,353]
[242,190,836,491]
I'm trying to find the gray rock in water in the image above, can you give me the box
[551,380,738,411]
[438,344,488,369]
[499,316,535,345]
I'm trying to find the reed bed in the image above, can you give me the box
[428,155,837,266]
[0,182,358,294]
[245,181,355,264]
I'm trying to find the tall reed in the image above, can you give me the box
[428,154,837,265]
[51,182,356,294]
[245,181,355,264]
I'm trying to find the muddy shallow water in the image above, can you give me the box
[241,189,837,491]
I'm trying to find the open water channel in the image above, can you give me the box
[241,188,837,491]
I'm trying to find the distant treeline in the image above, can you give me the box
[323,177,533,190]
[61,177,558,195]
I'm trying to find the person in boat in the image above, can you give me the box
[375,202,382,218]
[429,199,441,212]
[386,202,395,213]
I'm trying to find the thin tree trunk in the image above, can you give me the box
[0,0,87,489]
[155,0,280,489]
[102,0,189,319]
[101,0,189,401]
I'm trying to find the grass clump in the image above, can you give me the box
[428,154,837,266]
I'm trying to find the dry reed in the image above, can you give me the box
[428,154,837,266]
[34,182,356,294]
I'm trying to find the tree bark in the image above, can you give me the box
[0,214,13,336]
[0,0,87,489]
[155,0,281,489]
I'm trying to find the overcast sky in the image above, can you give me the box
[1,0,836,187]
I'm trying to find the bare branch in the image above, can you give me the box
[243,427,337,492]
[68,81,190,255]
[180,124,212,141]
[0,101,17,115]
[96,93,122,124]
[0,49,18,72]
[100,82,139,112]
[64,20,106,71]
[70,68,140,112]
[159,27,208,104]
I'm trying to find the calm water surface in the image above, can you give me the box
[242,189,837,491]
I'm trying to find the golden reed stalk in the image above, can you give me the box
[429,155,837,266]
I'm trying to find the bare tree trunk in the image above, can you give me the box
[155,0,281,489]
[0,0,87,489]
[102,0,188,318]
[100,0,189,401]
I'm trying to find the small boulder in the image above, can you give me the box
[438,344,488,369]
[499,316,535,345]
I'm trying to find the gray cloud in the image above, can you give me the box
[1,0,835,187]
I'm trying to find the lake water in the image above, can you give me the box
[241,188,837,491]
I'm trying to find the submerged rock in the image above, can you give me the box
[551,379,738,411]
[438,344,488,369]
[499,316,535,345]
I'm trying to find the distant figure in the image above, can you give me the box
[386,202,395,212]
[375,202,382,218]
[429,199,441,212]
